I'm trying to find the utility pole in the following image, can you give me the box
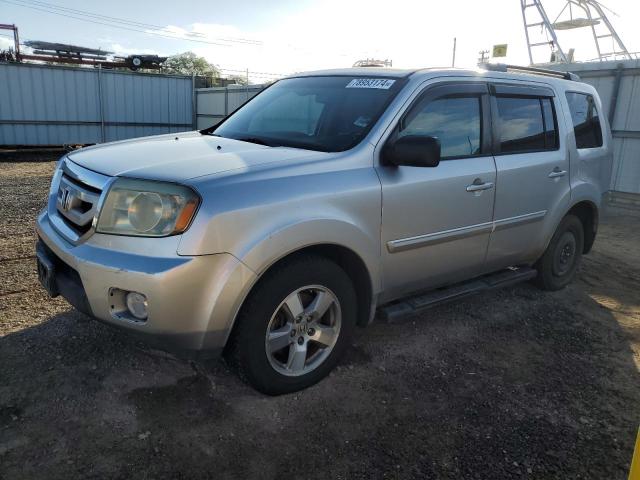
[478,49,490,65]
[246,68,249,101]
[452,37,457,67]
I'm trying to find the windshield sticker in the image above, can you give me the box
[346,78,395,89]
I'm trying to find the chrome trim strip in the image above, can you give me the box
[387,210,547,254]
[56,175,101,226]
[63,158,111,191]
[493,210,547,232]
[387,221,493,253]
[48,157,115,245]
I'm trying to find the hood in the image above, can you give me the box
[67,131,323,182]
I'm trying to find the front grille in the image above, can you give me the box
[49,158,112,244]
[56,172,102,235]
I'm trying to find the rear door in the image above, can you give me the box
[565,91,611,193]
[376,82,497,301]
[484,83,571,270]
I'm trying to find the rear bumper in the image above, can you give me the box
[36,209,256,358]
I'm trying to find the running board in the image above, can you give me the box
[378,267,537,323]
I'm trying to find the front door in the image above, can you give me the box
[376,82,497,302]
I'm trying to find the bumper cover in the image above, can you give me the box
[36,210,256,357]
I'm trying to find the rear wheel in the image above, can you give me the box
[534,214,584,291]
[228,255,357,395]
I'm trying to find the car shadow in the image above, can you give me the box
[0,231,638,479]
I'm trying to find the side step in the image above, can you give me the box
[378,266,537,323]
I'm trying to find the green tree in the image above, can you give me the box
[163,51,220,79]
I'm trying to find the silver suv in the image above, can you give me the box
[36,65,612,394]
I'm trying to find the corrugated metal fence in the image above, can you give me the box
[195,84,265,129]
[0,62,195,146]
[2,61,638,195]
[555,59,640,194]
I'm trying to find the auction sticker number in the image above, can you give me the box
[346,78,395,89]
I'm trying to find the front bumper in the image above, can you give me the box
[36,210,256,357]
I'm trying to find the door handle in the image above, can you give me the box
[466,180,494,192]
[548,168,567,178]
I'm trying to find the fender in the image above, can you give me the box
[239,217,380,283]
[570,180,603,212]
[205,217,381,348]
[540,181,601,255]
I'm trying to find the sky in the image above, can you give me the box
[1,0,640,82]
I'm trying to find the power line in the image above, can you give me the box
[0,38,288,78]
[3,0,360,72]
[0,0,260,47]
[15,0,189,34]
[0,32,290,77]
[218,67,288,78]
[12,0,262,45]
[1,1,296,78]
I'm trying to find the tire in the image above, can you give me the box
[228,255,357,395]
[534,214,584,291]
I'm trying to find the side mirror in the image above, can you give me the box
[383,135,441,167]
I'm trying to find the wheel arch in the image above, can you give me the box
[221,242,377,352]
[567,200,599,254]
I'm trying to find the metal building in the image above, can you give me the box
[0,62,195,145]
[195,84,265,129]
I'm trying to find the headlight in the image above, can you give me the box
[96,178,200,237]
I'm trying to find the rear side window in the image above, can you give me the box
[566,92,603,149]
[496,96,558,153]
[401,96,482,159]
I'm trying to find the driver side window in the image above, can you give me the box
[400,95,482,159]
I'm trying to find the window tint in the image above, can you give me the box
[566,92,603,149]
[496,96,558,153]
[213,76,406,152]
[401,96,482,158]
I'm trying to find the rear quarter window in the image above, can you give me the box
[565,92,603,149]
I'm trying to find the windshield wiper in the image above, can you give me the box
[233,136,276,147]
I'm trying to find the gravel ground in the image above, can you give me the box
[1,159,639,479]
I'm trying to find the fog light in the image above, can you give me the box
[126,292,148,320]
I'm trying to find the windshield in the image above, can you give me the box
[211,76,406,152]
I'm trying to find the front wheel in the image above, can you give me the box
[534,214,584,291]
[228,255,357,395]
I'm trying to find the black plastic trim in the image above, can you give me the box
[385,81,493,163]
[490,83,555,98]
[36,239,93,317]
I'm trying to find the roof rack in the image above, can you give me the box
[479,63,580,81]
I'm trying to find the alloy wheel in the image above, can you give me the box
[264,285,341,377]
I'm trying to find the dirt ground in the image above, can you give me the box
[1,158,639,480]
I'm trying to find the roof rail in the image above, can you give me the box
[479,63,581,81]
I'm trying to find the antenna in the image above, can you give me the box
[478,49,490,65]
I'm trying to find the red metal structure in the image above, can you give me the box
[0,24,165,70]
[0,23,21,60]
